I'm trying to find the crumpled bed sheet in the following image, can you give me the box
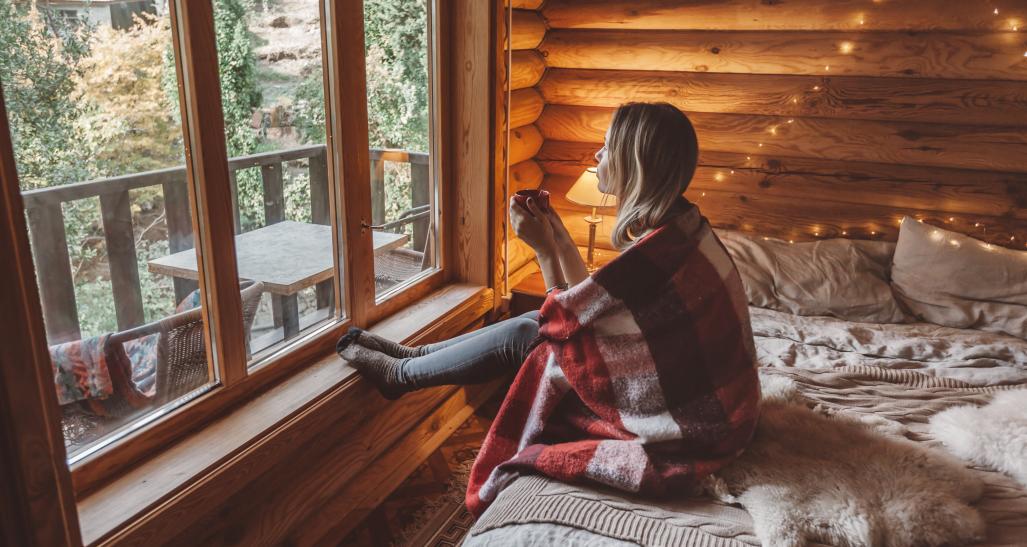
[464,308,1027,546]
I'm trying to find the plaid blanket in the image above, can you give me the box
[466,201,761,516]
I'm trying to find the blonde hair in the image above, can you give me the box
[606,103,699,249]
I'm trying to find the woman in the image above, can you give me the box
[339,103,760,515]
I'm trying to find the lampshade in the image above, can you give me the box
[566,168,617,208]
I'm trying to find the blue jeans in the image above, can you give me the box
[399,310,541,388]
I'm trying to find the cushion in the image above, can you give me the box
[891,217,1027,339]
[716,230,906,323]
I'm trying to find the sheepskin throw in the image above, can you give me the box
[466,199,761,516]
[930,390,1027,488]
[704,375,986,547]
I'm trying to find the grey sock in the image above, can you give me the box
[338,342,410,400]
[352,329,422,358]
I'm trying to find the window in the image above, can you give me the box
[0,0,444,488]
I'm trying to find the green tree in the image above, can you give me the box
[0,1,92,190]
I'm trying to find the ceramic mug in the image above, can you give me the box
[513,189,550,213]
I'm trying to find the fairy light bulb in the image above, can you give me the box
[824,65,831,71]
[787,119,794,124]
[714,172,724,181]
[839,42,854,54]
[812,85,821,91]
[994,8,1000,15]
[842,231,848,235]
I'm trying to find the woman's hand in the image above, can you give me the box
[542,206,574,248]
[510,196,556,256]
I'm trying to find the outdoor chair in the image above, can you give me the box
[59,281,264,448]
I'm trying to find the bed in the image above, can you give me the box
[464,223,1027,546]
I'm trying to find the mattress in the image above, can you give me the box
[463,309,1027,546]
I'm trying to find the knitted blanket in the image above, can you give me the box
[466,201,761,516]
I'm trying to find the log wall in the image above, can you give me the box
[505,1,549,278]
[519,0,1027,249]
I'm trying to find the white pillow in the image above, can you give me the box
[891,217,1027,339]
[716,230,906,323]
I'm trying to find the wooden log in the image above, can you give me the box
[25,204,80,343]
[686,189,1027,250]
[541,30,1027,81]
[509,159,544,192]
[542,0,1027,32]
[538,140,1027,219]
[100,191,145,330]
[510,87,545,128]
[543,175,1027,250]
[508,0,544,9]
[539,68,1027,127]
[537,105,1027,174]
[511,50,546,90]
[509,124,544,164]
[511,9,546,50]
[505,238,537,276]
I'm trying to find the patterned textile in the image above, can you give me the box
[124,334,159,397]
[466,199,761,516]
[176,288,202,313]
[50,335,115,405]
[49,334,151,416]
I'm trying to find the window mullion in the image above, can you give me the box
[169,0,247,387]
[326,0,375,327]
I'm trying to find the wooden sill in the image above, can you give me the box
[77,283,492,546]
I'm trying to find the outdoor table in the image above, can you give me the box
[148,220,408,339]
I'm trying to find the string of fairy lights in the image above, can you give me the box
[687,3,1026,249]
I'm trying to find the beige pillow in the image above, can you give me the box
[716,230,905,323]
[891,217,1027,339]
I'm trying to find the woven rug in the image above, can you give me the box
[340,395,502,546]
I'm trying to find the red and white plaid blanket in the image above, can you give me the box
[467,202,761,516]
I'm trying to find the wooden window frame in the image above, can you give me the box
[0,0,503,540]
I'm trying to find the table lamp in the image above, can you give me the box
[566,167,617,272]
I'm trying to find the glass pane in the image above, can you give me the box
[211,0,339,362]
[364,0,437,299]
[0,3,215,461]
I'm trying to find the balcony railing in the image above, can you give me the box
[21,145,429,344]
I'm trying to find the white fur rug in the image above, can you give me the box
[704,376,986,547]
[930,389,1027,488]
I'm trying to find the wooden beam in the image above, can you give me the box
[511,50,546,90]
[537,105,1027,174]
[540,29,1027,81]
[542,0,1027,32]
[540,142,1027,220]
[509,0,544,9]
[539,68,1027,127]
[449,0,496,288]
[510,87,544,128]
[510,159,544,192]
[172,1,247,385]
[511,9,546,50]
[543,174,1027,250]
[509,124,544,165]
[0,81,82,547]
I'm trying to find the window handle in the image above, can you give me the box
[360,219,387,231]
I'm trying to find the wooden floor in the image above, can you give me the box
[339,393,503,546]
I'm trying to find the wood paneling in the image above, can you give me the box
[510,87,545,128]
[509,0,544,9]
[511,50,546,90]
[505,238,537,278]
[510,159,544,192]
[541,30,1027,81]
[509,124,544,164]
[543,0,1027,32]
[537,105,1027,174]
[511,9,546,50]
[539,141,1027,220]
[543,174,1027,250]
[450,0,495,287]
[539,68,1027,127]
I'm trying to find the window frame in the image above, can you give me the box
[0,0,453,495]
[1,3,504,542]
